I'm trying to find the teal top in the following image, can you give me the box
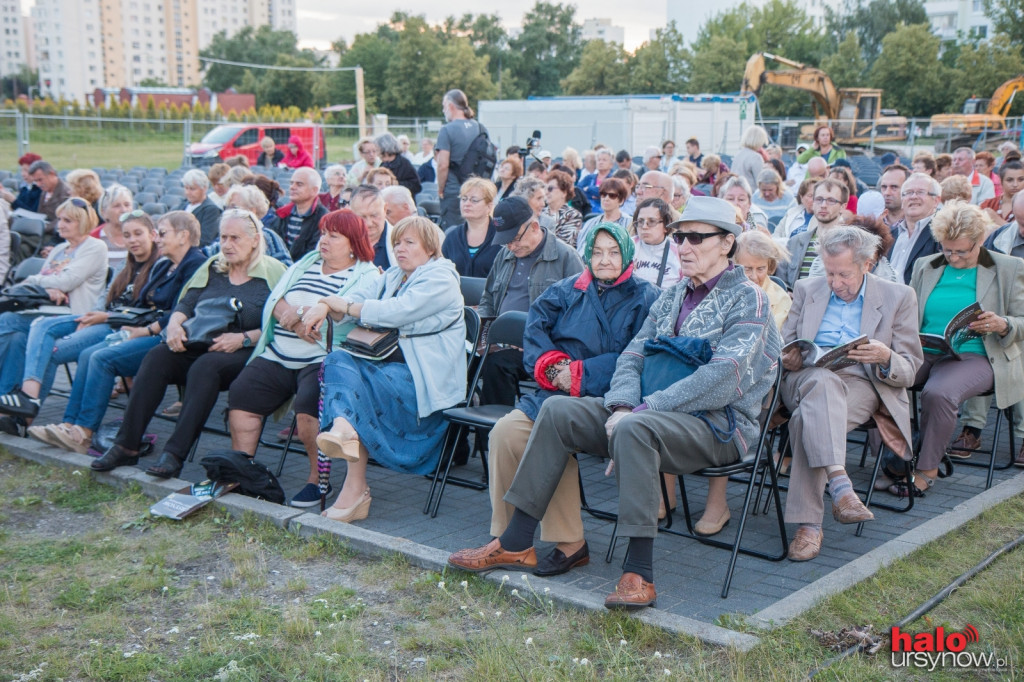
[921,266,986,356]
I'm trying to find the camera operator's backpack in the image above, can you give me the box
[453,122,497,183]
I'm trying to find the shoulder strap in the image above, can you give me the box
[655,240,671,289]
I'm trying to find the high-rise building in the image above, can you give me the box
[31,0,299,103]
[581,18,625,45]
[666,0,841,46]
[0,0,27,78]
[924,0,995,43]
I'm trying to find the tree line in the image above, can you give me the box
[194,0,1024,121]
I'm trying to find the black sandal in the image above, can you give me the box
[146,452,184,479]
[887,473,935,498]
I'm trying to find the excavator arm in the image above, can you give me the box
[987,75,1024,118]
[741,52,840,119]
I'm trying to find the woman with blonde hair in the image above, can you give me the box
[66,169,104,212]
[561,147,583,181]
[441,177,502,277]
[364,166,397,189]
[90,209,286,477]
[303,216,465,523]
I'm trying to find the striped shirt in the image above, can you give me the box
[799,239,818,280]
[265,263,354,369]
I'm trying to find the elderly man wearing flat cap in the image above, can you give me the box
[448,197,782,610]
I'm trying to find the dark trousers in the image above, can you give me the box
[439,194,461,229]
[480,348,527,407]
[115,343,251,457]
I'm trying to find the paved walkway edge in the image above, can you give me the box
[750,471,1024,629]
[0,435,760,651]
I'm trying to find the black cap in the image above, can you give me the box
[491,196,535,245]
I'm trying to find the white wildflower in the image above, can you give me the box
[437,581,445,589]
[521,574,529,582]
[232,633,260,642]
[580,658,590,666]
[510,588,519,596]
[460,580,468,588]
[543,587,550,593]
[494,611,502,617]
[620,639,628,646]
[166,626,179,634]
[123,651,135,658]
[13,662,48,682]
[654,651,663,658]
[72,470,82,476]
[501,575,510,583]
[664,669,672,676]
[315,631,322,637]
[525,637,533,645]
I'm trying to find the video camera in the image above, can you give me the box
[517,130,542,162]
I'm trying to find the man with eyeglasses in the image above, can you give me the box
[779,227,922,561]
[476,197,584,407]
[887,172,942,285]
[634,171,677,218]
[777,178,848,287]
[877,164,910,228]
[449,196,780,609]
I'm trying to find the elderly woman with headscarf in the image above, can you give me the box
[454,221,659,576]
[377,132,422,197]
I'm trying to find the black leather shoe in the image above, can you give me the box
[146,452,184,479]
[533,542,590,577]
[91,444,140,471]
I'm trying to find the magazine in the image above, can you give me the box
[782,334,869,371]
[150,480,237,520]
[918,302,984,359]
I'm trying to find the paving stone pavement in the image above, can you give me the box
[27,378,1024,625]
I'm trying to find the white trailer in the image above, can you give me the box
[478,93,755,158]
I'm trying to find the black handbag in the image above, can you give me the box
[0,283,52,313]
[106,306,163,329]
[182,296,243,346]
[339,325,400,360]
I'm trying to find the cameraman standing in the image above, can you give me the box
[436,89,480,228]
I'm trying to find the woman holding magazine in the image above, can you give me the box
[881,202,1024,497]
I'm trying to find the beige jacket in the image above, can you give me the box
[911,248,1024,409]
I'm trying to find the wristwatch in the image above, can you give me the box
[242,333,253,348]
[296,305,306,317]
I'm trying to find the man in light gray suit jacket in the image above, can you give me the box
[780,227,923,562]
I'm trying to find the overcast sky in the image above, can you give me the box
[295,1,672,51]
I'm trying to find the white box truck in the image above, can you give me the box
[478,93,755,158]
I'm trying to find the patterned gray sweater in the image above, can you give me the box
[604,266,782,456]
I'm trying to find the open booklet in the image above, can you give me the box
[782,334,869,371]
[919,302,983,359]
[150,480,238,520]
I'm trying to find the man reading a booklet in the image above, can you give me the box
[780,227,923,562]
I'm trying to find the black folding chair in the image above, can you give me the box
[423,310,523,518]
[460,276,486,307]
[605,364,787,598]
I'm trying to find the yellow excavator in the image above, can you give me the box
[929,75,1024,149]
[741,52,907,144]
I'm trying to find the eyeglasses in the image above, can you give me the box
[637,183,660,191]
[459,196,485,204]
[508,222,533,245]
[670,230,728,246]
[634,218,664,228]
[120,209,146,223]
[599,192,620,199]
[69,197,89,208]
[901,189,939,198]
[941,244,977,259]
[812,196,842,206]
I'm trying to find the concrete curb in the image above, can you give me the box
[0,434,760,650]
[749,471,1024,629]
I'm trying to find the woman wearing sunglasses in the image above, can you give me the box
[0,198,107,426]
[2,211,207,451]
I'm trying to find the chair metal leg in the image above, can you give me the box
[423,424,459,515]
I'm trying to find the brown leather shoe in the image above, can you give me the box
[788,526,823,562]
[604,572,657,609]
[447,538,537,573]
[1015,443,1024,468]
[832,492,874,524]
[948,429,981,459]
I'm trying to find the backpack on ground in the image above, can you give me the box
[199,449,285,505]
[453,122,497,184]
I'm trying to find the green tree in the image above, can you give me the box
[0,65,38,101]
[138,77,169,87]
[429,39,498,108]
[561,40,631,95]
[380,16,445,117]
[948,35,1024,115]
[254,53,319,110]
[509,2,583,97]
[688,35,748,94]
[820,31,866,90]
[826,0,927,69]
[629,22,690,94]
[984,0,1024,44]
[694,0,828,66]
[869,23,951,116]
[199,25,306,92]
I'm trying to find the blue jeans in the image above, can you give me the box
[0,312,34,393]
[64,336,161,432]
[20,314,111,400]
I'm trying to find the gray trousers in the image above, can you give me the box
[915,352,994,470]
[781,368,880,524]
[503,395,737,540]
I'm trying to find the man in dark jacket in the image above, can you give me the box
[27,160,71,251]
[477,197,584,407]
[273,166,329,260]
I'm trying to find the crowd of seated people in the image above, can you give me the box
[3,110,1024,616]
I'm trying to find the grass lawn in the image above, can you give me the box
[0,450,1020,680]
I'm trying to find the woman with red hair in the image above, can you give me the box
[0,152,43,210]
[226,209,382,508]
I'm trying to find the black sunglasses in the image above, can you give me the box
[69,197,89,209]
[670,230,729,246]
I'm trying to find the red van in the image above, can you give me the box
[187,123,327,167]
